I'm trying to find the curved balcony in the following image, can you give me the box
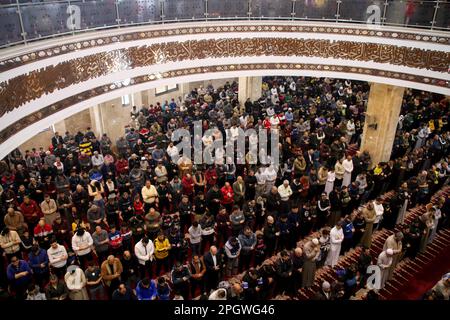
[0,0,449,48]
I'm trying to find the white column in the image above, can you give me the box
[132,91,143,108]
[89,104,104,137]
[238,76,262,106]
[361,83,404,167]
[53,120,66,135]
[179,82,191,98]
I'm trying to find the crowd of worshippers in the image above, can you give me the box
[0,76,449,301]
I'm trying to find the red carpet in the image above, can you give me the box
[386,240,450,300]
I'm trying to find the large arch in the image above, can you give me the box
[0,21,449,158]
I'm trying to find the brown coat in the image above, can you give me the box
[360,207,376,248]
[40,199,57,215]
[383,234,403,280]
[232,181,246,202]
[302,240,320,288]
[100,258,123,287]
[4,212,26,234]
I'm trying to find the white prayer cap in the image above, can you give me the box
[312,238,319,245]
[386,249,394,255]
[67,265,79,274]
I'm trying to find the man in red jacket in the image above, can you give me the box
[34,217,54,249]
[205,166,218,187]
[181,174,195,200]
[20,195,42,231]
[221,182,234,213]
[115,156,129,175]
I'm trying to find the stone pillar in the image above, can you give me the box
[360,83,404,168]
[64,108,93,135]
[179,82,190,98]
[238,76,262,106]
[89,104,104,138]
[141,90,149,106]
[53,120,66,135]
[174,82,191,101]
[96,97,129,144]
[132,91,143,108]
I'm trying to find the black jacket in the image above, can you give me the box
[171,266,191,285]
[206,189,221,207]
[203,251,223,273]
[276,257,293,278]
[314,290,335,300]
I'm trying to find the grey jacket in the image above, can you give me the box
[92,230,109,252]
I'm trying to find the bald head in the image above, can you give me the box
[232,283,243,294]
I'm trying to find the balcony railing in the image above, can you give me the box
[0,0,449,49]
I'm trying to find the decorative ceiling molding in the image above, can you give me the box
[1,37,449,116]
[0,21,448,156]
[0,62,447,146]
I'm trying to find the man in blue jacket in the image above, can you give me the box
[28,244,49,289]
[341,215,355,254]
[135,278,157,300]
[238,227,256,272]
[7,256,33,299]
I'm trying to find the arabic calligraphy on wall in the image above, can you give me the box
[0,62,447,145]
[1,37,449,116]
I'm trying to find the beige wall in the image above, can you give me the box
[18,109,92,153]
[19,128,54,152]
[65,108,93,135]
[18,118,69,153]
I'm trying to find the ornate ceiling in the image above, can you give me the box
[0,21,449,156]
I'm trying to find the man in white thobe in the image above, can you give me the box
[342,155,354,187]
[373,198,384,230]
[377,248,393,289]
[325,222,344,267]
[383,232,403,281]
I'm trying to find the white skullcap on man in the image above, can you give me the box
[312,238,319,245]
[386,249,394,255]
